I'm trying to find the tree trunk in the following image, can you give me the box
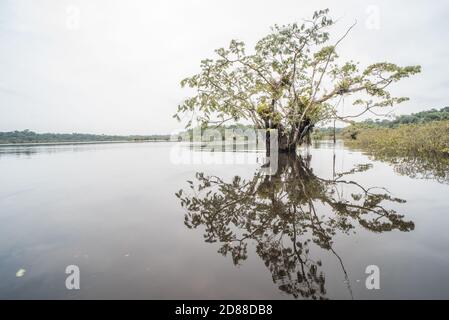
[279,132,296,153]
[277,121,314,154]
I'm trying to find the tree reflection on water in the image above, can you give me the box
[176,154,415,299]
[369,151,449,184]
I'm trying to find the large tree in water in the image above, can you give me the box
[175,9,421,153]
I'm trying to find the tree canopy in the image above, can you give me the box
[175,9,421,152]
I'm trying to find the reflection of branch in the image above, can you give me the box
[178,154,413,299]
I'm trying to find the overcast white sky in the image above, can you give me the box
[0,0,448,134]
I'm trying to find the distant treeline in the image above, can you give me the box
[0,130,170,144]
[312,126,343,140]
[178,124,255,140]
[358,106,449,127]
[4,107,448,144]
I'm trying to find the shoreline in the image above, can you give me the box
[0,140,172,147]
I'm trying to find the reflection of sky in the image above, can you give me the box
[1,0,448,134]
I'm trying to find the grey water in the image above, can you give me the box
[0,141,449,299]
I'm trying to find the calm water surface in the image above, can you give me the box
[1,141,449,299]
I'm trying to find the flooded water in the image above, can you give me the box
[1,141,449,299]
